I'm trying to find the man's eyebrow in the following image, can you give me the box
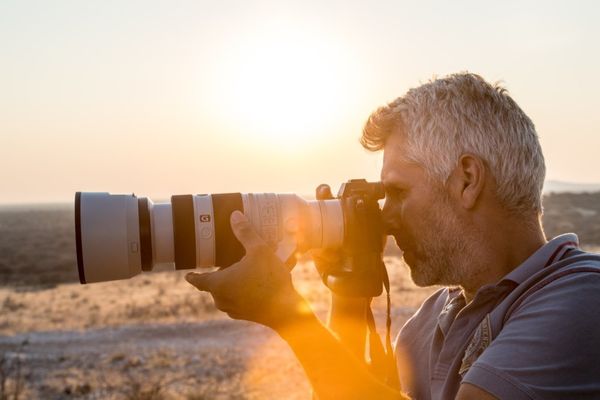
[383,180,408,191]
[383,182,408,193]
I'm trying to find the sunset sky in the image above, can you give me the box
[1,0,599,204]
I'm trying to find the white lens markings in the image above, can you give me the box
[193,195,215,266]
[258,193,279,246]
[242,193,280,247]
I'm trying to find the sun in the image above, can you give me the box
[205,29,361,151]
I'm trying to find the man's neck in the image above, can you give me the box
[461,216,547,303]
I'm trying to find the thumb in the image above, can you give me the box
[230,210,267,251]
[185,271,216,292]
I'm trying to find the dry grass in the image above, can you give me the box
[0,205,442,398]
[37,347,249,400]
[0,253,434,399]
[0,257,434,335]
[0,269,218,335]
[0,339,28,400]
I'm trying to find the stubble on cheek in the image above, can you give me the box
[393,231,437,287]
[403,202,469,287]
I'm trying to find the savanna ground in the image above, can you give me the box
[0,205,436,399]
[1,193,599,399]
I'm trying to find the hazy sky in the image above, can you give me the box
[1,0,599,204]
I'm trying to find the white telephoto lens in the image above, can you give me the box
[76,192,141,283]
[76,191,345,283]
[151,202,174,264]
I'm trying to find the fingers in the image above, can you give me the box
[185,271,216,292]
[230,211,267,251]
[311,248,344,279]
[186,271,237,315]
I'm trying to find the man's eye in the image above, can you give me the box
[386,188,406,200]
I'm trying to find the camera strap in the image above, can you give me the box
[366,261,400,389]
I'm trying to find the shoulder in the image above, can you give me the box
[462,258,600,399]
[505,249,600,340]
[509,253,600,318]
[504,267,600,348]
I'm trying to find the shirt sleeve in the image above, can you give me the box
[462,270,600,400]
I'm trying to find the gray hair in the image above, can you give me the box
[362,72,545,215]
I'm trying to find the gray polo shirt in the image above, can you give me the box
[395,234,600,399]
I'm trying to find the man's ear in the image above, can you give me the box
[448,154,486,210]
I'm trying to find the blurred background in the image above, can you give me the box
[1,1,600,399]
[1,0,600,203]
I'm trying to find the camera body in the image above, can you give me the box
[75,179,385,297]
[323,179,386,297]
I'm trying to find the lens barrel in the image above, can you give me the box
[211,193,246,268]
[75,192,142,283]
[138,197,153,272]
[171,195,197,270]
[75,191,345,283]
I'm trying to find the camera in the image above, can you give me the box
[75,179,386,296]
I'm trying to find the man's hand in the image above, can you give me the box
[311,247,343,280]
[186,212,406,399]
[186,210,309,330]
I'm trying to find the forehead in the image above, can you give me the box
[381,133,426,186]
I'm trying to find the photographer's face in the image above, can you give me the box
[381,133,470,287]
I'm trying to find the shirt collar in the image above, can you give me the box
[501,233,579,285]
[437,233,579,333]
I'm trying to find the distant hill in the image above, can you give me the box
[543,180,600,194]
[542,191,600,245]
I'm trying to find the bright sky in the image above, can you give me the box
[1,0,599,204]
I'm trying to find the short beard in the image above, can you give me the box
[407,193,477,288]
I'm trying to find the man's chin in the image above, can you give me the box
[410,272,438,287]
[405,258,439,288]
[402,249,415,265]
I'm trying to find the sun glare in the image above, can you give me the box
[205,30,361,152]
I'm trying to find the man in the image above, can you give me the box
[186,73,600,399]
